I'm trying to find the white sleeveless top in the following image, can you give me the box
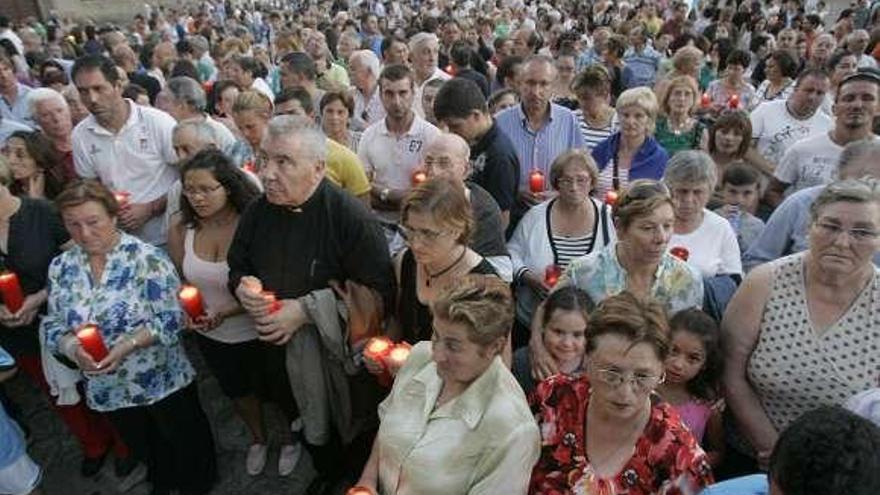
[183,228,258,344]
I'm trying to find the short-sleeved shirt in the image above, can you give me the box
[0,83,33,126]
[669,209,743,277]
[774,132,857,193]
[750,100,832,167]
[326,137,371,197]
[351,86,385,132]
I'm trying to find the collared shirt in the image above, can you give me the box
[351,85,385,132]
[0,83,33,126]
[43,233,195,412]
[376,342,540,495]
[72,100,179,245]
[495,103,586,190]
[623,45,662,88]
[564,243,704,315]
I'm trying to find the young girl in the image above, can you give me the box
[512,286,593,396]
[658,308,725,466]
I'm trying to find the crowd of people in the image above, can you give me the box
[2,0,880,494]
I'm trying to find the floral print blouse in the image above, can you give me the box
[43,233,194,412]
[563,243,704,316]
[529,375,714,495]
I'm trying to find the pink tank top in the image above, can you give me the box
[672,400,712,443]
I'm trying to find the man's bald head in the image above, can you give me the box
[424,133,472,182]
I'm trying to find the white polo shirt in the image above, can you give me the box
[72,100,179,245]
[358,114,441,219]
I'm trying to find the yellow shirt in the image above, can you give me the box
[325,138,371,197]
[377,342,540,495]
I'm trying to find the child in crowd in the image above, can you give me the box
[0,345,43,495]
[714,163,766,258]
[657,308,725,467]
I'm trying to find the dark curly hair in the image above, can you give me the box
[770,406,880,495]
[668,308,723,401]
[178,148,261,228]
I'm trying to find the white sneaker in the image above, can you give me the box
[278,443,302,476]
[246,443,268,476]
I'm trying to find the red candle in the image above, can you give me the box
[388,344,411,368]
[113,191,131,208]
[544,264,562,288]
[242,160,256,174]
[364,337,394,386]
[604,190,619,206]
[670,246,690,261]
[346,487,373,495]
[0,272,24,313]
[529,169,545,194]
[700,92,711,109]
[728,94,740,109]
[76,324,109,361]
[178,285,206,320]
[411,169,427,186]
[262,291,282,314]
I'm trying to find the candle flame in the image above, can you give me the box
[366,337,392,355]
[389,346,410,363]
[77,324,98,338]
[179,285,200,299]
[0,272,15,281]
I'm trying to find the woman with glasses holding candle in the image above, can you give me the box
[355,275,540,495]
[507,150,615,330]
[529,180,703,381]
[166,149,283,476]
[44,180,216,495]
[723,178,880,475]
[529,292,713,494]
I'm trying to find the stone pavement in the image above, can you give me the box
[4,336,320,495]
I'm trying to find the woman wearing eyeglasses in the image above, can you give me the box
[723,178,880,476]
[529,291,714,494]
[529,180,703,381]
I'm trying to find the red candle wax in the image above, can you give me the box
[263,291,282,314]
[178,285,206,320]
[0,271,24,313]
[604,190,619,206]
[529,169,545,193]
[113,191,131,208]
[411,169,427,186]
[670,246,690,261]
[700,92,711,108]
[544,265,562,288]
[76,324,109,361]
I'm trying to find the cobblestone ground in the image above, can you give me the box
[5,336,320,495]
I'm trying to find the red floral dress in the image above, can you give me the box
[528,375,713,495]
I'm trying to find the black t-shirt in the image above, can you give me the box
[0,198,70,356]
[455,69,490,98]
[468,183,508,259]
[470,121,520,213]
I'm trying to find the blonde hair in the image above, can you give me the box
[613,179,674,231]
[401,177,473,245]
[432,275,513,347]
[232,90,273,117]
[616,87,659,133]
[660,75,699,115]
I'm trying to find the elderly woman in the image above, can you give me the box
[529,292,713,494]
[655,75,706,156]
[530,180,703,380]
[724,178,880,473]
[45,181,216,494]
[754,50,799,104]
[355,275,540,495]
[572,65,619,151]
[4,130,66,199]
[320,90,362,152]
[666,150,742,278]
[507,150,615,328]
[705,50,758,114]
[228,90,273,168]
[592,88,669,198]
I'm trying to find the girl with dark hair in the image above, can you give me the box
[166,149,283,476]
[5,130,66,200]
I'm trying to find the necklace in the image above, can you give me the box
[423,247,467,287]
[668,116,692,135]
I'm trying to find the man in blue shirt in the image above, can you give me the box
[623,25,662,88]
[0,54,33,127]
[0,346,43,495]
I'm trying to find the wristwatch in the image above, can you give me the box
[379,188,390,202]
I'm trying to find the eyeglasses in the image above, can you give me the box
[182,183,224,198]
[592,367,665,392]
[398,224,448,242]
[814,221,880,243]
[557,177,591,188]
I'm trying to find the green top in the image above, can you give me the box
[655,116,705,156]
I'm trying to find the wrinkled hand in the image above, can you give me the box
[255,298,308,345]
[0,293,43,328]
[118,202,152,232]
[186,311,224,332]
[236,277,271,315]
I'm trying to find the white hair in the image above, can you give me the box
[349,49,381,77]
[265,115,328,162]
[28,87,68,115]
[173,120,219,147]
[408,32,440,52]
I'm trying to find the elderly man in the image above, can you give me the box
[408,33,451,117]
[348,49,384,131]
[159,76,236,150]
[71,54,177,246]
[846,29,877,69]
[423,133,512,281]
[28,88,78,181]
[0,53,33,126]
[358,64,441,222]
[228,115,393,494]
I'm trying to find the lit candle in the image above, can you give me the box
[544,265,562,288]
[529,169,545,194]
[388,343,411,369]
[242,160,256,174]
[113,191,131,208]
[411,169,427,186]
[346,487,374,495]
[700,92,711,109]
[262,291,282,314]
[0,271,24,313]
[76,324,109,361]
[178,285,206,320]
[670,246,690,261]
[604,190,619,206]
[364,337,394,387]
[728,94,740,109]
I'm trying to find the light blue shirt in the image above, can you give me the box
[624,46,662,88]
[495,103,586,190]
[0,345,25,469]
[0,83,34,127]
[0,117,32,144]
[700,474,768,495]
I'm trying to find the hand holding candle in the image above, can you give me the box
[544,265,562,288]
[76,324,109,362]
[411,169,427,186]
[178,285,206,321]
[0,272,24,313]
[364,337,394,386]
[262,291,282,314]
[113,190,131,208]
[728,94,740,109]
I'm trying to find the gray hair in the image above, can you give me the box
[173,120,219,147]
[409,32,440,52]
[166,76,207,113]
[810,177,880,222]
[663,150,718,189]
[839,139,880,179]
[265,115,327,162]
[28,87,68,115]
[349,49,381,77]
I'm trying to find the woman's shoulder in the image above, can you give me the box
[532,374,591,410]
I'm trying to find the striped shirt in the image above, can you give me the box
[574,109,619,151]
[495,103,586,190]
[552,233,595,269]
[595,161,630,199]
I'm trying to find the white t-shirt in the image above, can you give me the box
[750,100,833,167]
[250,78,275,102]
[72,100,179,245]
[669,209,742,277]
[774,131,847,194]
